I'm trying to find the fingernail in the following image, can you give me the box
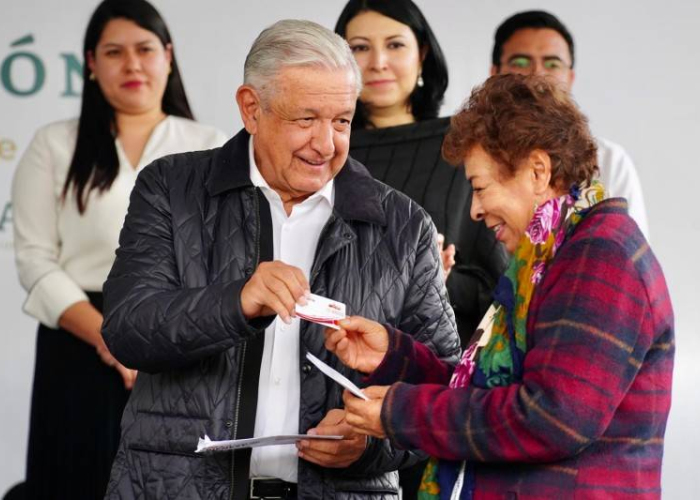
[298,296,308,306]
[307,428,317,436]
[305,290,311,298]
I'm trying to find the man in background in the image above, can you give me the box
[491,10,650,238]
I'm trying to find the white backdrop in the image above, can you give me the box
[1,1,698,498]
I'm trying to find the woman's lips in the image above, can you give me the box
[121,81,144,89]
[365,79,395,87]
[492,224,505,242]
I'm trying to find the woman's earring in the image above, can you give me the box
[416,73,424,88]
[89,72,96,81]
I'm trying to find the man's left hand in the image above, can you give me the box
[297,409,367,468]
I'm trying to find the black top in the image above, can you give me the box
[350,117,508,345]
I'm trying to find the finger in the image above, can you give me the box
[342,389,365,411]
[310,422,348,437]
[300,437,341,457]
[257,275,297,323]
[274,266,309,306]
[324,329,347,351]
[289,266,311,298]
[263,275,298,319]
[117,365,134,389]
[316,408,346,427]
[363,385,390,399]
[336,316,378,334]
[298,446,345,467]
[343,410,367,433]
[437,232,445,249]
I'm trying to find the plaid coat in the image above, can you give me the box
[370,199,674,499]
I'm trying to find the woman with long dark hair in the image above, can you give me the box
[336,0,506,345]
[11,0,225,497]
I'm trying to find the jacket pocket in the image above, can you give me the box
[125,410,210,457]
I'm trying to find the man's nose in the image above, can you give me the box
[311,123,335,158]
[532,61,548,76]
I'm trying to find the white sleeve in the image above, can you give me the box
[11,126,89,328]
[596,139,650,240]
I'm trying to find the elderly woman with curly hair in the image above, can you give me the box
[322,74,674,499]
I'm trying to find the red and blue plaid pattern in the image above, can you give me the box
[369,200,674,499]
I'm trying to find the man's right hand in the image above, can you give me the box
[240,261,310,323]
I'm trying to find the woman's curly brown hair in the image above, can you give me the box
[443,74,598,189]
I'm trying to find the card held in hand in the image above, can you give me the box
[295,293,346,330]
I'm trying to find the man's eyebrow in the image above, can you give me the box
[543,55,565,62]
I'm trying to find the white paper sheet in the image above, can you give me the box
[305,352,370,401]
[195,433,343,454]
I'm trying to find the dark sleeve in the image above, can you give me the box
[338,210,461,477]
[447,188,509,347]
[396,210,461,366]
[380,236,656,463]
[101,159,270,373]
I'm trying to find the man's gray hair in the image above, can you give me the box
[244,19,362,100]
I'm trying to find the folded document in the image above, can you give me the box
[195,433,343,454]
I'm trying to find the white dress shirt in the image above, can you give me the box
[596,137,650,239]
[248,137,334,483]
[12,116,227,328]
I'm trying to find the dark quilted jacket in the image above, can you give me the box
[102,130,461,499]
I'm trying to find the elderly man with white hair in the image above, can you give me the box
[101,19,459,499]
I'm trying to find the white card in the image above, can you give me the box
[195,433,343,454]
[305,352,369,401]
[295,294,346,330]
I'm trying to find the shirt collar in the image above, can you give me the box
[248,136,334,208]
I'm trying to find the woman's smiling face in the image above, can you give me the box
[345,10,422,116]
[465,145,541,254]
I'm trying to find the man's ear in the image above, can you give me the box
[528,149,553,196]
[489,65,499,76]
[236,85,262,135]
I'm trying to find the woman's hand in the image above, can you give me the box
[324,316,389,374]
[96,342,138,390]
[342,386,390,439]
[59,301,137,390]
[437,233,456,280]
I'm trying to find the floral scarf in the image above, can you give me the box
[418,181,606,500]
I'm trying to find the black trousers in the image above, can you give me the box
[24,292,130,500]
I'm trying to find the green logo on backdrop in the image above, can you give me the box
[0,138,16,161]
[0,202,11,232]
[2,34,82,97]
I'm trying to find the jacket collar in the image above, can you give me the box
[207,128,386,226]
